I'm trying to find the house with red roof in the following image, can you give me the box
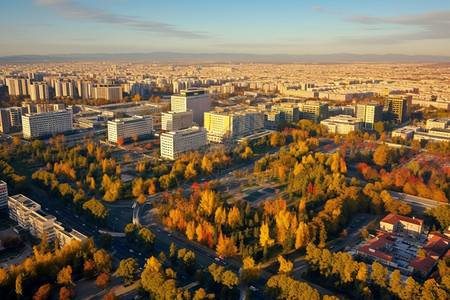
[380,213,423,238]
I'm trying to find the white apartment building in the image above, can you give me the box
[0,181,7,210]
[160,126,207,160]
[171,89,211,124]
[29,82,50,101]
[22,110,73,139]
[5,78,29,96]
[161,110,193,131]
[355,102,383,130]
[321,115,363,135]
[107,115,153,143]
[204,111,264,142]
[8,194,86,246]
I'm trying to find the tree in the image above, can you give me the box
[94,249,113,274]
[59,286,76,300]
[388,270,403,298]
[242,256,260,283]
[57,265,74,286]
[216,231,238,257]
[83,259,96,278]
[259,222,274,248]
[373,145,392,167]
[138,228,155,252]
[95,273,111,289]
[199,189,217,217]
[33,283,52,300]
[193,288,214,300]
[371,262,388,289]
[0,267,8,286]
[426,204,450,230]
[15,273,23,298]
[295,222,309,249]
[117,258,138,285]
[221,270,239,289]
[125,223,136,243]
[103,289,117,300]
[374,122,385,135]
[278,256,293,276]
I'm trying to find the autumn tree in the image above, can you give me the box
[94,249,113,274]
[95,273,111,289]
[57,265,74,286]
[295,221,310,249]
[117,258,138,285]
[33,283,52,300]
[216,231,238,257]
[103,289,117,300]
[278,256,293,276]
[242,256,260,283]
[59,286,76,300]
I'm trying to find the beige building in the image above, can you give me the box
[320,115,363,134]
[355,102,383,130]
[426,118,450,130]
[380,213,423,238]
[92,84,123,101]
[271,103,299,122]
[171,89,211,124]
[204,111,264,142]
[22,110,73,139]
[161,110,193,132]
[107,115,153,143]
[8,194,86,246]
[299,101,329,123]
[160,126,207,160]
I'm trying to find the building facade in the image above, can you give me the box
[161,110,193,132]
[171,89,211,124]
[160,126,207,160]
[384,95,412,123]
[271,104,300,122]
[0,181,7,210]
[356,102,383,130]
[299,101,329,123]
[204,111,264,142]
[107,115,153,143]
[92,84,123,101]
[320,115,363,134]
[8,194,86,246]
[29,82,50,101]
[22,110,73,139]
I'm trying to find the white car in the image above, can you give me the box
[250,286,258,292]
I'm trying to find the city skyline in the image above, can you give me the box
[2,0,450,57]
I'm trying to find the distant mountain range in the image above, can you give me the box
[0,52,449,63]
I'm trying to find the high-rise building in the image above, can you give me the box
[264,111,280,130]
[22,102,65,114]
[299,101,329,123]
[8,107,23,127]
[356,102,383,130]
[160,127,207,160]
[204,111,264,142]
[171,89,211,124]
[271,103,300,122]
[22,110,73,139]
[0,181,7,210]
[55,79,76,98]
[0,109,12,133]
[107,115,153,143]
[384,95,412,123]
[161,110,193,132]
[5,78,29,96]
[29,82,49,101]
[92,84,123,101]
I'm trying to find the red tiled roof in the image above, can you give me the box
[424,235,450,258]
[409,256,437,272]
[357,234,395,262]
[380,213,423,226]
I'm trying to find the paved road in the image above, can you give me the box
[389,190,445,211]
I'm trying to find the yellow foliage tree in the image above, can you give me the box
[295,222,310,249]
[199,189,216,217]
[216,231,238,257]
[259,222,274,248]
[227,206,241,229]
[278,256,293,276]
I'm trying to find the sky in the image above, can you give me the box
[2,0,450,56]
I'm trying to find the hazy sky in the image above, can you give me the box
[2,0,450,56]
